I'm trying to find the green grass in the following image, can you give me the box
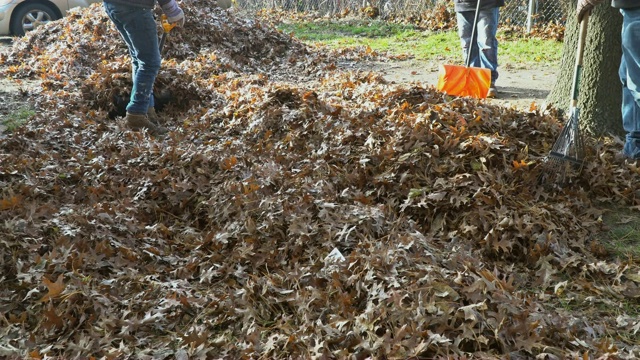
[601,205,640,261]
[277,20,416,41]
[1,107,35,131]
[499,37,562,67]
[277,20,562,67]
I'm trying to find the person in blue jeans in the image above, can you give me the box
[103,0,185,136]
[453,0,504,98]
[577,0,640,160]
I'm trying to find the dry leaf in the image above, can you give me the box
[40,274,66,302]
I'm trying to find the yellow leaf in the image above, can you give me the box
[512,159,533,170]
[221,156,238,170]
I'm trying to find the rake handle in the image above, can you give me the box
[571,13,589,108]
[466,0,483,68]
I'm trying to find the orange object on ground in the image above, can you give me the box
[436,0,491,99]
[436,64,491,99]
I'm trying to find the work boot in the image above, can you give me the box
[147,108,162,126]
[487,87,497,99]
[125,112,168,136]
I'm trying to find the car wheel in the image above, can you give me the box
[10,3,59,36]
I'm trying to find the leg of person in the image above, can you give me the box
[128,61,156,117]
[103,2,166,135]
[476,7,500,96]
[456,10,480,67]
[620,8,640,159]
[129,58,161,125]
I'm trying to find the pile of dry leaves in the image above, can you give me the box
[0,1,638,359]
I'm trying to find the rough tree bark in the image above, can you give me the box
[546,1,624,137]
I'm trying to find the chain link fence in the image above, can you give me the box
[232,0,567,29]
[501,0,567,28]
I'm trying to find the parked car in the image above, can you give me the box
[0,0,101,36]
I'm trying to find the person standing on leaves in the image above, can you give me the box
[577,0,640,160]
[103,0,185,136]
[453,0,504,98]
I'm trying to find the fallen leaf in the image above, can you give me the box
[40,274,66,302]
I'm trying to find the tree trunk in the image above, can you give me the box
[546,1,624,137]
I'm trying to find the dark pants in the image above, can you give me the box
[104,2,160,115]
[456,7,500,87]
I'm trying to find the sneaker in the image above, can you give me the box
[487,87,497,99]
[125,112,168,136]
[147,108,163,126]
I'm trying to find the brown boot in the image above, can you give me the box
[147,108,162,126]
[125,112,168,136]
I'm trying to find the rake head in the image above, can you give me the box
[539,107,585,185]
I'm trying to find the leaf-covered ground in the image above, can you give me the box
[0,2,639,359]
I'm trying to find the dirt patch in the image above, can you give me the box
[342,58,557,111]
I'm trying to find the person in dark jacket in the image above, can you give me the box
[453,0,505,98]
[103,0,185,136]
[577,0,640,160]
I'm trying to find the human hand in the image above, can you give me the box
[576,0,605,22]
[162,0,185,27]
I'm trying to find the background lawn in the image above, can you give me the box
[277,19,563,67]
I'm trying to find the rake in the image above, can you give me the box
[540,14,589,185]
[159,14,177,56]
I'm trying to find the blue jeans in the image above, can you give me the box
[620,8,640,159]
[103,2,160,115]
[456,7,500,87]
